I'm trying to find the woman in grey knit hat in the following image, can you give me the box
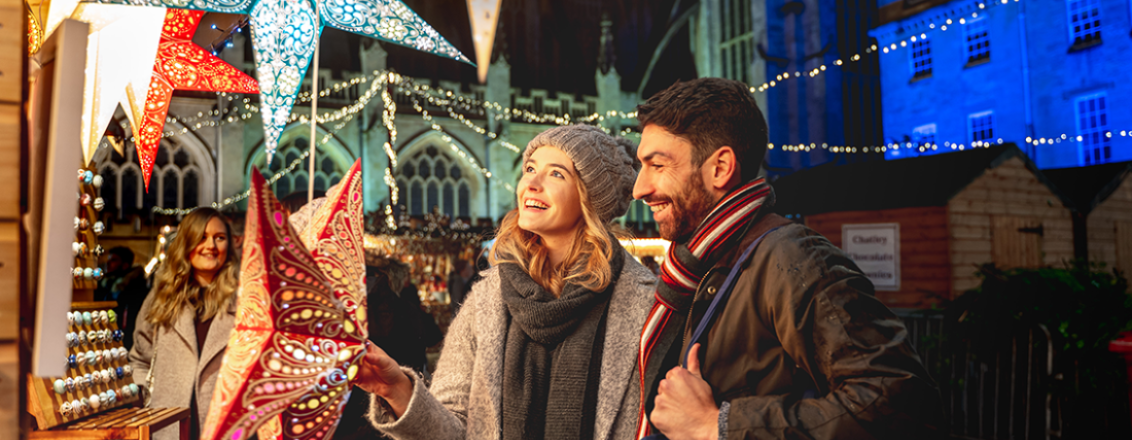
[355,125,659,440]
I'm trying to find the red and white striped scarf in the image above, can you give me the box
[635,178,772,439]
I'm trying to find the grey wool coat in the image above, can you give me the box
[366,253,659,440]
[129,289,237,440]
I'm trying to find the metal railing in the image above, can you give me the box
[896,311,1062,439]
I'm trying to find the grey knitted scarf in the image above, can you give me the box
[499,242,625,440]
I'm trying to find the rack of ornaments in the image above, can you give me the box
[27,303,141,428]
[27,167,190,438]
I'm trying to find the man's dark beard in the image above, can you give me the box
[656,179,715,244]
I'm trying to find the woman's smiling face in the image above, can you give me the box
[189,217,229,283]
[516,146,583,241]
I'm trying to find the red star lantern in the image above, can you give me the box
[203,159,367,440]
[133,9,258,192]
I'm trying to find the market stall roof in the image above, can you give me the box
[1043,161,1132,215]
[772,144,1073,216]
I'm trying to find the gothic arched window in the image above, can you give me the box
[95,141,205,217]
[255,137,347,200]
[399,146,475,218]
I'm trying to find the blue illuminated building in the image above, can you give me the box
[870,0,1132,168]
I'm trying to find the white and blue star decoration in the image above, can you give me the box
[87,0,471,163]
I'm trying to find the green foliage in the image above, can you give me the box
[945,261,1131,356]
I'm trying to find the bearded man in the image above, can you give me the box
[633,78,941,440]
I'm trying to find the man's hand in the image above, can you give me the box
[651,344,720,440]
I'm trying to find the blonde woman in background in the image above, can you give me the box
[129,207,239,440]
[354,125,657,440]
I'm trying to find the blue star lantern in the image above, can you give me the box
[92,0,471,163]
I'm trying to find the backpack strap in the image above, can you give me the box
[681,223,787,368]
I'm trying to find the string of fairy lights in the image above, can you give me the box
[141,0,1118,214]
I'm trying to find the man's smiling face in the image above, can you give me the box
[633,125,716,243]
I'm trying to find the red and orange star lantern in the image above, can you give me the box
[203,159,368,440]
[131,9,258,192]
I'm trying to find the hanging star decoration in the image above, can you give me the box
[24,0,83,54]
[131,9,259,192]
[72,3,168,166]
[466,0,501,83]
[202,159,368,440]
[93,0,471,164]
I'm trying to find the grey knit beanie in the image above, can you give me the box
[523,125,640,222]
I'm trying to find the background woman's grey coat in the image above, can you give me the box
[128,290,236,440]
[367,253,658,440]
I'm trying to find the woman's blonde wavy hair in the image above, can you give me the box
[489,176,628,296]
[146,207,240,329]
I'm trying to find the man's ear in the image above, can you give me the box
[706,146,740,191]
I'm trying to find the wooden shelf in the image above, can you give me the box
[29,406,190,440]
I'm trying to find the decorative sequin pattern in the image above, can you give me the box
[203,160,367,440]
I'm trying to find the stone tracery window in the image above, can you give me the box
[255,137,343,198]
[96,141,205,218]
[397,145,473,218]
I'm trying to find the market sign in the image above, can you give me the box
[842,223,900,291]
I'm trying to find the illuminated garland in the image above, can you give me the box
[150,141,315,216]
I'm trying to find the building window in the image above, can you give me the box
[964,17,990,64]
[1076,93,1110,165]
[913,123,937,149]
[255,137,343,199]
[96,142,205,217]
[720,0,754,83]
[910,37,932,78]
[968,111,994,144]
[399,146,475,218]
[1067,0,1102,46]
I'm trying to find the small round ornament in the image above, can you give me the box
[65,377,75,392]
[73,216,80,230]
[93,245,104,256]
[83,170,93,185]
[81,374,92,389]
[94,197,105,211]
[106,390,117,404]
[112,329,122,342]
[89,393,100,410]
[65,332,75,347]
[84,351,95,365]
[72,268,83,279]
[67,312,75,325]
[93,221,104,235]
[102,349,112,362]
[67,354,77,369]
[79,397,89,413]
[115,366,124,379]
[82,311,92,326]
[108,310,117,324]
[123,365,133,377]
[78,218,89,230]
[92,174,103,189]
[72,242,84,256]
[95,351,103,365]
[77,331,87,346]
[128,383,139,396]
[59,401,72,417]
[53,379,65,394]
[83,268,93,280]
[92,268,103,280]
[98,310,108,324]
[80,193,92,206]
[71,399,82,414]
